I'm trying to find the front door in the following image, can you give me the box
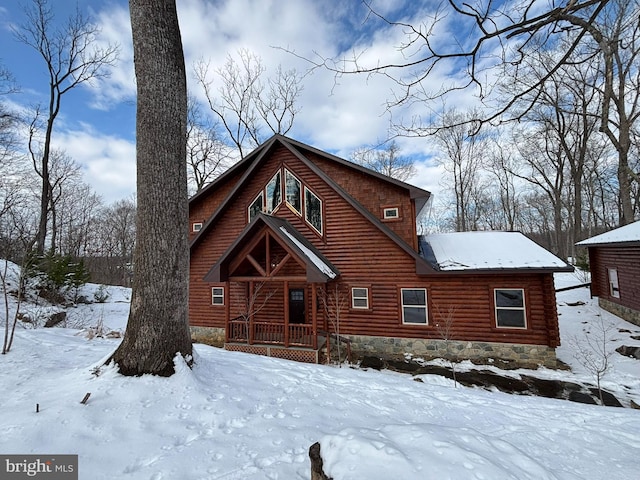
[289,288,306,324]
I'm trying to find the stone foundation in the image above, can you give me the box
[598,298,640,327]
[343,334,558,368]
[190,326,558,368]
[190,326,225,347]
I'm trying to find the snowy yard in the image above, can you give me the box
[1,266,639,479]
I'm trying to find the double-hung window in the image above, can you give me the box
[494,288,526,328]
[211,287,224,305]
[401,288,428,324]
[351,287,369,309]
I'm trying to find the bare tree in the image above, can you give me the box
[46,151,82,254]
[110,0,192,377]
[234,281,276,344]
[0,62,19,166]
[572,314,616,405]
[14,0,118,254]
[186,95,231,194]
[434,304,458,387]
[350,140,416,181]
[434,108,487,232]
[1,258,25,354]
[303,0,640,225]
[194,48,302,158]
[319,283,349,365]
[483,139,523,231]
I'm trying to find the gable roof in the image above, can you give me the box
[204,213,339,283]
[190,134,431,213]
[419,231,573,273]
[189,134,437,274]
[576,221,640,247]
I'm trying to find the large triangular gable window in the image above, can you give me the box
[248,171,282,222]
[250,167,323,236]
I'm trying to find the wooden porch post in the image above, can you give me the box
[248,281,254,345]
[224,281,230,343]
[284,280,289,347]
[312,283,318,350]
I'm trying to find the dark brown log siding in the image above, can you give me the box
[588,245,640,312]
[189,164,248,241]
[327,274,557,347]
[305,152,418,249]
[189,143,560,348]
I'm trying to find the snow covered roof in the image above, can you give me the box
[279,226,337,279]
[576,221,640,246]
[419,231,572,272]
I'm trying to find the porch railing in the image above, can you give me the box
[227,318,315,349]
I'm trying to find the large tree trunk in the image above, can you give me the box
[111,0,192,376]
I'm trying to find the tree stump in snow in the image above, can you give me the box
[309,442,332,480]
[44,311,67,328]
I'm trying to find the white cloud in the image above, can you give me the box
[52,126,136,205]
[62,0,461,202]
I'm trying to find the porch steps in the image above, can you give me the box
[224,343,319,364]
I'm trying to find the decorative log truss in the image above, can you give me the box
[222,222,328,351]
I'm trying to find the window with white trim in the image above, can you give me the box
[608,268,620,298]
[494,289,526,328]
[265,171,282,214]
[304,187,322,234]
[192,222,203,232]
[383,207,399,219]
[211,287,224,305]
[401,288,428,324]
[351,287,369,309]
[285,169,301,214]
[248,192,264,222]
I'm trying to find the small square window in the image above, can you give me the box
[211,287,224,305]
[494,289,526,328]
[383,207,399,219]
[192,222,203,232]
[352,287,369,309]
[401,288,428,324]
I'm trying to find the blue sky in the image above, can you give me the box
[0,0,451,204]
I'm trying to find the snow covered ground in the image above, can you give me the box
[1,264,639,479]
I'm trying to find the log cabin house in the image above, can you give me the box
[189,135,572,367]
[577,221,640,326]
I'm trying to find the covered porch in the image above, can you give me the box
[203,214,340,363]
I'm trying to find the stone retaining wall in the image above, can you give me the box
[343,334,558,368]
[598,298,640,327]
[190,326,225,347]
